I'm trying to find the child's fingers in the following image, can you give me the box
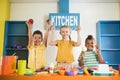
[51,24,55,31]
[26,20,33,25]
[81,51,85,57]
[26,20,33,29]
[46,19,50,25]
[77,25,81,32]
[52,23,55,28]
[95,45,99,49]
[26,21,30,27]
[25,21,27,24]
[95,45,100,52]
[46,22,50,29]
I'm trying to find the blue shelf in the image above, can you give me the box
[101,50,120,64]
[98,21,120,34]
[6,21,28,34]
[97,20,120,70]
[8,34,28,37]
[100,36,120,49]
[101,49,120,50]
[6,48,28,51]
[100,34,120,36]
[3,21,28,65]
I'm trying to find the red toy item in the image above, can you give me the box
[28,19,34,24]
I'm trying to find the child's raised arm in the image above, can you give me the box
[95,45,104,63]
[78,51,85,67]
[73,25,81,46]
[48,23,57,46]
[26,20,33,47]
[43,20,50,47]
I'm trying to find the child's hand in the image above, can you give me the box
[51,23,55,32]
[26,20,33,29]
[46,19,50,25]
[46,20,51,31]
[81,51,85,59]
[77,25,81,33]
[95,45,100,53]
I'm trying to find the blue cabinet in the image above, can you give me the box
[97,20,120,70]
[3,21,28,62]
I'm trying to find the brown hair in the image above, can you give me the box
[33,30,43,38]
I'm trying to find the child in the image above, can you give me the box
[49,24,81,70]
[26,19,50,70]
[78,35,103,69]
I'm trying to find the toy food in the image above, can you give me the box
[84,67,90,75]
[28,19,34,24]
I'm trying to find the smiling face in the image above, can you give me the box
[33,30,43,46]
[33,34,42,45]
[85,39,94,51]
[60,26,71,40]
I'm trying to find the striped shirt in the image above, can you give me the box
[79,51,98,68]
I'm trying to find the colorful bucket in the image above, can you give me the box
[1,56,16,75]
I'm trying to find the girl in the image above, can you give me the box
[26,19,50,70]
[78,35,103,68]
[49,24,81,70]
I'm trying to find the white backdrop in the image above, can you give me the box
[10,2,120,66]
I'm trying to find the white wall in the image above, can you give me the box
[10,2,120,66]
[10,2,57,30]
[70,3,119,46]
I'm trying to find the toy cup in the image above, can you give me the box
[18,60,26,75]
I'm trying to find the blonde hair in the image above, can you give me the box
[60,25,70,30]
[60,25,71,40]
